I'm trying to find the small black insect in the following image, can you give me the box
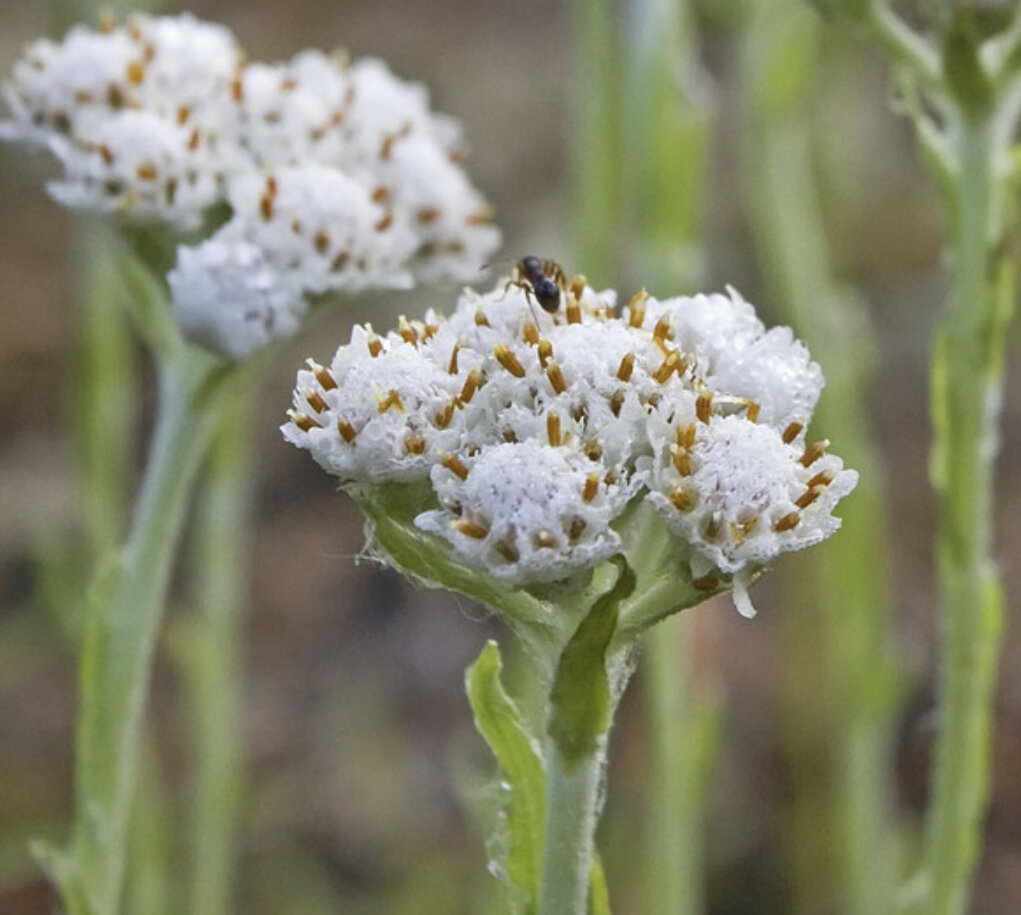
[507,255,568,314]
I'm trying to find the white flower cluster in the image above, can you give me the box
[283,277,857,607]
[2,14,500,359]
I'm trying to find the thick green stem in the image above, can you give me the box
[538,737,609,915]
[923,108,1009,915]
[61,346,232,915]
[645,616,707,915]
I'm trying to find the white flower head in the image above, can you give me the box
[4,14,501,360]
[168,238,306,360]
[284,320,463,483]
[416,442,628,582]
[285,273,857,599]
[2,15,242,229]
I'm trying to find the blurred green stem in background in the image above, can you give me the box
[804,3,1021,913]
[737,3,901,913]
[626,1,714,911]
[576,0,718,909]
[35,328,236,915]
[173,396,252,915]
[72,222,135,570]
[571,0,621,285]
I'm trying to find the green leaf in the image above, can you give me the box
[547,557,634,765]
[356,486,552,635]
[466,641,547,912]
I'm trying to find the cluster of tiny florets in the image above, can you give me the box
[284,279,857,597]
[2,14,500,359]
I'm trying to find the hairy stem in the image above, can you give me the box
[63,346,233,915]
[178,398,252,915]
[923,104,1011,915]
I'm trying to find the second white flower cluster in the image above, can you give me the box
[2,14,499,358]
[284,277,857,611]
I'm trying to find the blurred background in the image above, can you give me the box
[2,1,1021,913]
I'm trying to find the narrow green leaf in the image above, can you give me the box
[548,557,634,765]
[466,641,547,911]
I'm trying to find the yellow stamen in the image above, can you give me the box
[307,359,337,390]
[523,322,539,345]
[565,294,582,325]
[405,434,426,455]
[617,353,635,382]
[474,308,490,327]
[456,519,489,539]
[398,315,418,346]
[337,419,357,443]
[806,469,835,489]
[448,344,460,375]
[304,389,328,413]
[654,350,684,384]
[653,314,673,345]
[795,485,826,510]
[799,440,829,467]
[696,392,712,424]
[493,343,526,378]
[546,361,567,394]
[434,402,455,429]
[441,452,470,480]
[583,472,600,503]
[538,339,554,369]
[774,511,801,532]
[782,421,803,444]
[627,290,648,327]
[376,389,404,413]
[746,402,761,423]
[547,412,562,447]
[459,370,480,404]
[288,410,320,432]
[669,486,695,512]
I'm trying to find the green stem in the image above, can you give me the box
[178,398,251,915]
[538,736,609,915]
[923,106,1010,915]
[738,6,900,912]
[73,221,135,564]
[63,345,232,915]
[645,616,705,915]
[571,0,620,283]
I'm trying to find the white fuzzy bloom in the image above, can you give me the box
[643,415,858,576]
[283,322,463,483]
[4,15,501,359]
[45,110,224,229]
[2,15,242,229]
[285,276,856,594]
[416,442,627,582]
[222,165,413,293]
[168,238,306,360]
